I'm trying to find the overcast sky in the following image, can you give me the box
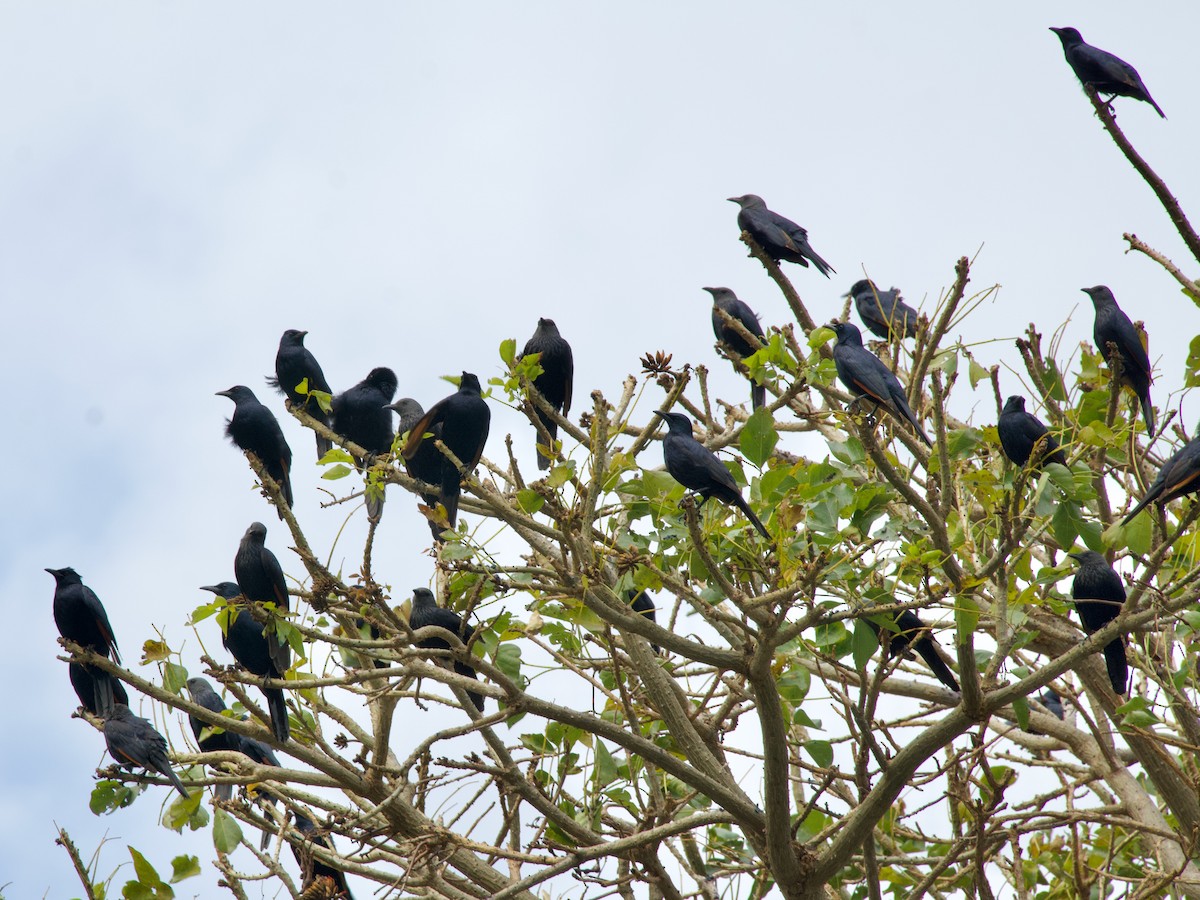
[2,3,1197,897]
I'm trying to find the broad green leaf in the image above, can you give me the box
[852,618,877,670]
[496,643,523,684]
[91,779,135,815]
[212,807,243,854]
[169,856,201,884]
[317,447,355,465]
[128,847,164,888]
[163,662,189,695]
[499,337,517,367]
[593,741,619,788]
[803,740,833,769]
[739,409,778,467]
[516,489,545,514]
[141,640,171,664]
[1012,695,1030,731]
[321,464,352,480]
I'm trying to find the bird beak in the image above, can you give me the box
[299,330,308,337]
[841,289,852,299]
[44,567,56,575]
[653,410,668,420]
[1066,551,1083,562]
[215,389,232,398]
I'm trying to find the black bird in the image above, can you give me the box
[409,588,484,713]
[232,523,291,741]
[865,609,960,693]
[1067,551,1128,695]
[728,194,834,276]
[69,661,128,717]
[1084,286,1154,435]
[997,396,1068,469]
[628,590,660,655]
[519,318,574,470]
[185,678,239,802]
[290,810,356,899]
[331,367,398,521]
[388,398,446,541]
[847,279,918,341]
[402,373,490,531]
[103,704,190,799]
[1050,27,1165,118]
[1037,689,1065,721]
[48,567,121,717]
[205,576,289,743]
[1122,431,1200,525]
[217,385,294,515]
[268,329,334,461]
[232,732,280,850]
[653,410,771,540]
[704,287,767,410]
[829,321,931,446]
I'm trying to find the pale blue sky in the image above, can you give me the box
[2,4,1196,897]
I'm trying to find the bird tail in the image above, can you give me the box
[535,415,558,470]
[913,637,960,692]
[1121,492,1155,527]
[165,765,191,799]
[1149,97,1166,119]
[807,248,835,278]
[453,661,485,712]
[1103,637,1129,695]
[92,668,117,717]
[265,688,290,742]
[365,485,386,523]
[1139,390,1155,436]
[751,382,765,410]
[214,778,233,803]
[315,434,333,461]
[735,496,771,541]
[441,471,462,528]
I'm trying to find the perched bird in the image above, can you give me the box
[217,385,294,514]
[290,810,356,899]
[1050,27,1165,118]
[203,575,289,744]
[997,395,1068,469]
[409,588,484,713]
[704,287,767,409]
[847,279,918,341]
[103,704,190,799]
[268,329,334,460]
[69,661,128,717]
[1037,689,1065,721]
[628,590,661,655]
[232,733,280,850]
[1122,431,1200,525]
[829,321,931,446]
[1066,551,1128,695]
[728,194,834,276]
[48,567,121,718]
[402,373,490,531]
[185,678,239,802]
[1084,286,1154,435]
[519,318,574,470]
[388,398,445,541]
[331,367,398,521]
[865,609,960,693]
[232,524,291,741]
[653,410,770,540]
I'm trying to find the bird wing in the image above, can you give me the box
[84,586,121,663]
[561,356,573,417]
[1163,444,1200,503]
[401,401,446,460]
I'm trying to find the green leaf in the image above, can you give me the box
[1012,695,1030,731]
[593,741,619,789]
[956,595,980,639]
[91,779,136,815]
[141,640,171,663]
[212,807,243,854]
[852,618,878,670]
[1123,513,1152,557]
[516,489,545,514]
[968,359,989,389]
[168,855,201,884]
[129,847,160,885]
[162,662,189,696]
[803,740,834,768]
[321,464,353,480]
[546,461,576,489]
[189,602,220,625]
[317,447,355,465]
[496,643,522,684]
[500,337,517,367]
[739,409,778,467]
[162,785,205,833]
